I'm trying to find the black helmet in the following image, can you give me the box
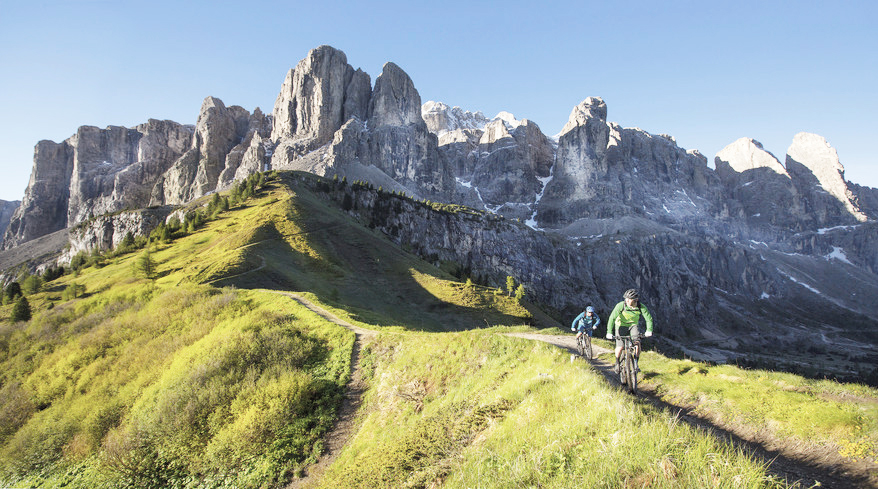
[623,289,639,300]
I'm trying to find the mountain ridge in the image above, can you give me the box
[1,45,876,378]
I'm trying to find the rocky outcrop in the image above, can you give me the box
[3,120,191,249]
[284,60,456,200]
[785,132,870,225]
[538,97,718,228]
[0,200,20,246]
[151,97,254,205]
[715,138,803,230]
[423,103,554,219]
[270,45,371,167]
[4,140,74,248]
[61,207,174,264]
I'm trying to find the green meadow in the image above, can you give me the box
[0,171,875,487]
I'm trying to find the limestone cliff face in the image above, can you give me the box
[269,53,455,200]
[785,132,870,225]
[714,138,804,229]
[61,207,174,264]
[0,200,20,246]
[537,97,718,227]
[151,97,256,205]
[3,140,74,248]
[3,119,192,249]
[270,45,371,166]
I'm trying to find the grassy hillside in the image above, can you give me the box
[316,331,786,488]
[1,171,876,487]
[0,172,536,487]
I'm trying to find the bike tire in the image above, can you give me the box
[577,337,585,357]
[619,352,628,385]
[584,336,592,359]
[626,351,637,393]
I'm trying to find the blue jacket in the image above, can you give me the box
[571,311,600,335]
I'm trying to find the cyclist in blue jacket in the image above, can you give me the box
[571,306,600,340]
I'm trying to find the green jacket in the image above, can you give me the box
[607,301,654,335]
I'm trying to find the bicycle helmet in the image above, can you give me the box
[586,306,595,313]
[623,289,639,301]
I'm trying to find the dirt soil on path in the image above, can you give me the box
[280,293,376,489]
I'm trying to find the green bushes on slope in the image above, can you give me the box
[0,286,354,488]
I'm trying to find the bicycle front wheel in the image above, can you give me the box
[584,336,592,359]
[626,352,637,393]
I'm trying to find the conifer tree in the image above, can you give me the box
[11,295,31,322]
[515,284,526,303]
[135,249,157,280]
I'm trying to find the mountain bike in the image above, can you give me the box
[576,333,593,359]
[615,335,639,394]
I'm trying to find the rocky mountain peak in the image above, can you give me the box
[421,101,489,136]
[786,132,869,223]
[270,45,363,149]
[479,118,513,145]
[715,137,788,178]
[559,96,607,137]
[368,62,423,128]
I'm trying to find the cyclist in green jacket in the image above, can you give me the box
[605,289,654,373]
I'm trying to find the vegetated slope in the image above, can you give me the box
[194,173,539,332]
[0,172,536,488]
[314,331,793,488]
[3,172,876,488]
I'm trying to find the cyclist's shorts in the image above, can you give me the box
[615,325,641,348]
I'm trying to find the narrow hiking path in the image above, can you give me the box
[276,292,376,489]
[505,332,873,489]
[263,300,871,489]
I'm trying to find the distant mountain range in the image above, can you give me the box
[2,45,876,376]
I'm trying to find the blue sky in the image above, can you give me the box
[1,0,876,201]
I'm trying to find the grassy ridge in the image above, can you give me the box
[317,331,786,488]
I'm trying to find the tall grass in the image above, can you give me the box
[631,351,878,465]
[317,332,786,488]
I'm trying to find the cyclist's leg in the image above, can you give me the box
[613,330,624,372]
[630,325,642,372]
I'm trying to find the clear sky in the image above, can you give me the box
[1,0,876,201]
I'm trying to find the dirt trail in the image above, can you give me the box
[278,292,376,489]
[505,332,875,489]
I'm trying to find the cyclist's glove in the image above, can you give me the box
[605,333,613,340]
[644,331,652,337]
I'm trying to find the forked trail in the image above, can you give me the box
[272,297,869,489]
